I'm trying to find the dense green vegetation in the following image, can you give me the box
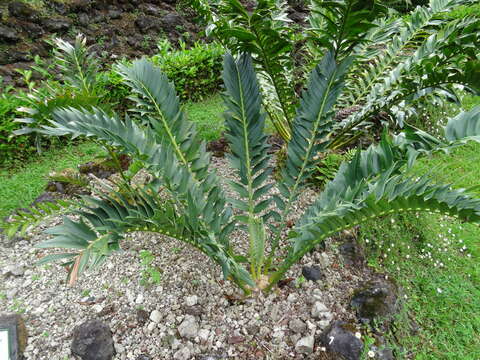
[0,38,224,165]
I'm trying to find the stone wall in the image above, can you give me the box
[0,0,201,86]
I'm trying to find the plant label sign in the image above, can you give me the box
[0,329,9,360]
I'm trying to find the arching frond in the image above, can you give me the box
[116,59,211,182]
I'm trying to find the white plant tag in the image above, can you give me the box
[0,329,9,360]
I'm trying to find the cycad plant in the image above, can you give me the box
[13,34,103,152]
[201,0,298,140]
[17,53,480,294]
[194,0,479,143]
[307,0,480,146]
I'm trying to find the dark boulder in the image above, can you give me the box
[350,278,399,324]
[161,13,184,32]
[71,320,115,360]
[339,239,365,267]
[69,0,92,12]
[135,15,160,33]
[301,265,322,281]
[20,21,45,39]
[107,9,123,20]
[139,3,163,16]
[8,1,38,20]
[319,321,363,360]
[0,26,20,43]
[42,17,73,32]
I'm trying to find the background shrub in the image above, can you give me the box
[151,41,224,102]
[0,94,35,165]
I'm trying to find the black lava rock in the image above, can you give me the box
[301,265,322,281]
[350,278,398,324]
[0,26,20,43]
[319,321,363,360]
[71,320,115,360]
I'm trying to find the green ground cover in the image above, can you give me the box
[359,95,480,359]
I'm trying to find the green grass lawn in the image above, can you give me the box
[0,141,105,220]
[0,96,225,219]
[359,144,480,359]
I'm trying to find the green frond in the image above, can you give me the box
[1,199,75,240]
[307,0,386,60]
[282,52,352,193]
[53,34,99,95]
[268,134,480,287]
[36,187,253,288]
[334,13,478,143]
[342,0,464,107]
[264,52,351,263]
[394,106,480,164]
[116,59,211,182]
[222,53,272,276]
[223,53,273,218]
[213,0,297,139]
[43,106,233,243]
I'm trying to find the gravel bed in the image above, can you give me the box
[0,157,373,359]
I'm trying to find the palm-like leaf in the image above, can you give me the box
[116,59,211,182]
[266,52,352,260]
[212,0,296,140]
[268,126,480,287]
[333,15,479,146]
[307,0,385,61]
[222,53,272,276]
[53,34,99,95]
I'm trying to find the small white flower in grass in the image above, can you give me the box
[437,288,443,294]
[368,350,375,358]
[355,332,361,339]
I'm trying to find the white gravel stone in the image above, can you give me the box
[135,293,144,304]
[311,302,329,318]
[289,318,307,333]
[3,264,24,276]
[295,335,314,354]
[198,329,210,343]
[147,322,156,332]
[178,315,198,339]
[173,346,191,360]
[150,310,162,323]
[0,157,371,359]
[185,295,198,307]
